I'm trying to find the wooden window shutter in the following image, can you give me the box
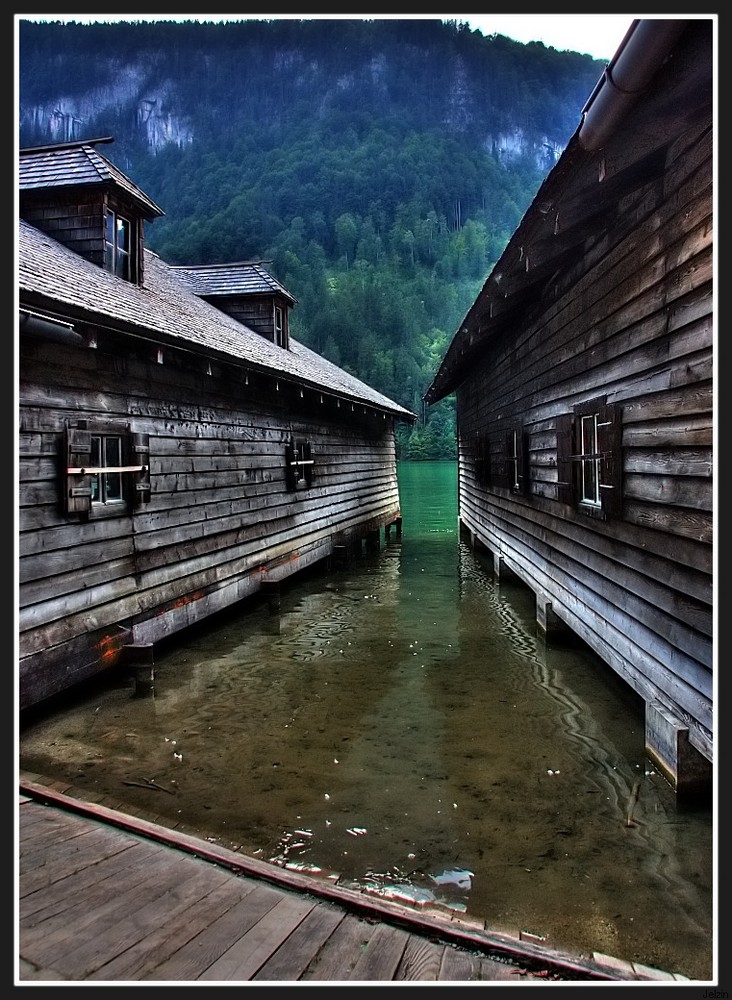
[516,428,529,495]
[64,426,92,514]
[285,440,297,491]
[597,402,622,517]
[303,442,313,488]
[496,430,511,489]
[129,432,151,504]
[475,434,491,487]
[555,413,575,505]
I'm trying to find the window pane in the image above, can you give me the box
[115,249,130,280]
[104,472,123,501]
[104,437,122,466]
[116,217,129,252]
[580,414,597,455]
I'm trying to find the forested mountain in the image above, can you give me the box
[18,18,606,458]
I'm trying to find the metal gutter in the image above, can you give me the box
[578,18,688,151]
[19,309,84,345]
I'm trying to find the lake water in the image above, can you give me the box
[18,461,714,981]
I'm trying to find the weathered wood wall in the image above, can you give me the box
[18,334,401,710]
[455,39,713,764]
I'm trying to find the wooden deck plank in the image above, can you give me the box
[199,892,318,980]
[477,955,529,981]
[439,944,479,980]
[75,863,239,980]
[299,912,378,980]
[88,878,257,981]
[347,923,412,980]
[21,842,157,924]
[20,841,168,930]
[252,901,347,981]
[21,852,189,976]
[395,934,446,981]
[19,828,141,887]
[141,884,284,981]
[18,783,670,984]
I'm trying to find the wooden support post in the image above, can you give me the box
[332,544,349,567]
[493,553,519,583]
[261,580,281,612]
[365,529,380,553]
[124,643,155,697]
[536,595,571,639]
[645,700,712,795]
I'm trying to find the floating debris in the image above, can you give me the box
[430,868,474,891]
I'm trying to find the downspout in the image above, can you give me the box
[578,18,688,151]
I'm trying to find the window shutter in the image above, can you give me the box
[494,430,511,489]
[303,442,313,488]
[285,440,297,491]
[475,434,491,487]
[130,432,151,504]
[64,426,92,514]
[517,429,529,495]
[598,402,622,517]
[555,413,575,505]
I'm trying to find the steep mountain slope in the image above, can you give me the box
[17,17,606,456]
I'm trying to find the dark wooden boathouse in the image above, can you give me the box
[424,18,713,793]
[18,138,415,711]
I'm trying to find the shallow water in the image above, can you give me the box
[18,461,714,981]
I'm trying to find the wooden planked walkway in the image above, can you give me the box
[17,775,682,984]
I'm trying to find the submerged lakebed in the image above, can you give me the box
[18,461,714,981]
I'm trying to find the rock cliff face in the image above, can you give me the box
[21,73,194,151]
[21,80,560,170]
[19,22,580,169]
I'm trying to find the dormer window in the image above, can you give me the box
[105,209,132,280]
[274,305,285,347]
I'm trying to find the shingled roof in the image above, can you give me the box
[18,218,415,421]
[19,137,164,220]
[172,262,297,305]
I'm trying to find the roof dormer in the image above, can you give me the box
[171,262,297,349]
[18,137,164,287]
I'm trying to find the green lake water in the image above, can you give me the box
[19,460,714,981]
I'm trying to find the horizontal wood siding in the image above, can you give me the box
[18,337,401,709]
[455,73,713,761]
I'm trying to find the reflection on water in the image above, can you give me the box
[19,461,714,981]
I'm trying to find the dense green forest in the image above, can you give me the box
[18,18,605,458]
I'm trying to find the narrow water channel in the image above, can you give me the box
[18,461,714,981]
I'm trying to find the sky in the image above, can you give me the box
[14,13,689,62]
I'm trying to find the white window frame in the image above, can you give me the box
[578,412,602,507]
[105,209,132,280]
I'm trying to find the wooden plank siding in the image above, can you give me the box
[18,141,415,713]
[19,329,403,710]
[427,21,713,779]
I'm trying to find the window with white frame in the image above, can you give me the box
[285,438,313,491]
[104,209,132,280]
[506,427,529,494]
[556,397,622,518]
[578,412,602,506]
[65,423,151,516]
[274,305,285,347]
[89,433,125,505]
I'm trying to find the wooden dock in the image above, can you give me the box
[18,775,684,984]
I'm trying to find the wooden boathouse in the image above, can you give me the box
[18,138,415,711]
[424,18,713,793]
